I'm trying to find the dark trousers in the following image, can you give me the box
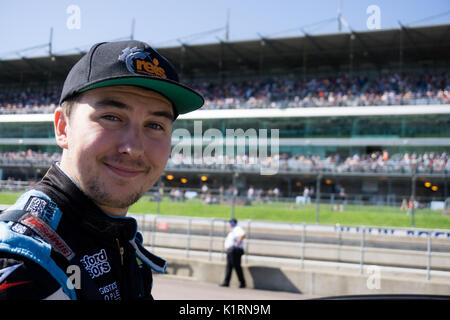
[223,247,245,286]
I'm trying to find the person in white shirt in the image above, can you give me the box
[220,219,246,288]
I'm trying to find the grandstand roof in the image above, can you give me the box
[0,24,449,85]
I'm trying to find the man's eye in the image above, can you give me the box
[147,123,164,130]
[102,115,120,121]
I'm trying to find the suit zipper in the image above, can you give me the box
[116,238,124,266]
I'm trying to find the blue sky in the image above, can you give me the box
[0,0,449,59]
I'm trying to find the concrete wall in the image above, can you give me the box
[162,253,450,297]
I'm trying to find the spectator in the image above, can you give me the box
[303,186,311,204]
[400,198,409,211]
[247,185,255,201]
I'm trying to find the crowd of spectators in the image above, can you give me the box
[289,150,450,174]
[1,150,448,174]
[0,86,60,114]
[0,150,61,166]
[0,71,448,114]
[194,71,449,109]
[192,74,367,109]
[358,72,449,106]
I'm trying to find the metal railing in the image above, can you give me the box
[133,214,450,280]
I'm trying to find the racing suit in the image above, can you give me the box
[0,163,166,300]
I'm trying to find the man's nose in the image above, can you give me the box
[117,125,145,157]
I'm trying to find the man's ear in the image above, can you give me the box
[54,107,69,149]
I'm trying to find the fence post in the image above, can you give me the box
[208,218,215,261]
[139,214,145,243]
[156,177,162,214]
[156,194,161,215]
[301,222,306,269]
[426,232,431,280]
[336,223,342,263]
[152,215,158,250]
[411,174,416,228]
[360,226,366,274]
[315,174,322,224]
[245,220,251,264]
[186,218,192,258]
[221,219,226,261]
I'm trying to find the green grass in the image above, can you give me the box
[1,191,449,229]
[129,196,450,229]
[0,191,24,205]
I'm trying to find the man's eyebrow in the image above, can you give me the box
[93,99,174,121]
[151,110,175,122]
[94,99,129,110]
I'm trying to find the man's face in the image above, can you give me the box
[55,85,174,216]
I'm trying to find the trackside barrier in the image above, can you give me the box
[186,218,192,258]
[301,222,306,269]
[427,232,431,280]
[360,226,366,274]
[132,214,450,280]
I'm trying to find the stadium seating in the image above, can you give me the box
[1,150,448,174]
[0,71,448,114]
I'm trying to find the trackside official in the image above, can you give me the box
[220,219,246,288]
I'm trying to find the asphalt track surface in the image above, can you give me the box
[151,275,320,300]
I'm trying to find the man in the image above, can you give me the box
[0,40,204,300]
[220,219,246,288]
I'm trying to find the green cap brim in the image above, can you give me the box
[79,77,204,115]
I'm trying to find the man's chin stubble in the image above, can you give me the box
[85,179,144,210]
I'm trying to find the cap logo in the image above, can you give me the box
[118,46,167,79]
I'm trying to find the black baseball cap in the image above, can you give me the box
[59,40,204,118]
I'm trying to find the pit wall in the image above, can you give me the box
[159,253,450,297]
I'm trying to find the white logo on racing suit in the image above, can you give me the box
[25,197,48,216]
[80,249,111,279]
[99,281,121,300]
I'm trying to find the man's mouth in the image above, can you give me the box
[104,162,147,178]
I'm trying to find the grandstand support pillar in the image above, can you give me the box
[287,177,292,198]
[130,18,135,40]
[259,39,265,77]
[315,173,322,224]
[48,27,54,57]
[179,45,186,80]
[156,176,162,215]
[219,41,224,82]
[444,176,448,199]
[399,27,404,74]
[411,173,416,228]
[302,42,307,81]
[28,162,35,181]
[349,33,355,77]
[231,171,238,220]
[387,179,393,206]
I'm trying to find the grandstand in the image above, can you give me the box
[0,24,449,206]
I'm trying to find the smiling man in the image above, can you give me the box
[56,86,174,216]
[0,40,203,300]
